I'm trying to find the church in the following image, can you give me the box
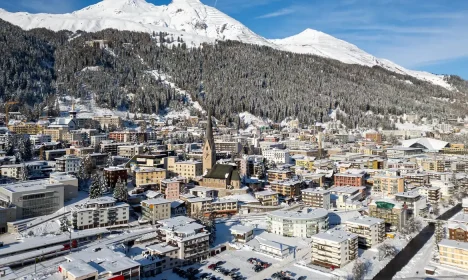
[202,111,244,197]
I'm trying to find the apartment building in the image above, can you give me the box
[270,180,302,197]
[369,199,407,230]
[372,174,405,195]
[254,190,279,206]
[267,208,329,238]
[30,134,52,145]
[1,161,53,180]
[334,171,365,187]
[145,243,181,273]
[215,141,242,154]
[421,159,446,172]
[49,173,79,201]
[93,115,122,129]
[262,148,291,164]
[311,229,358,269]
[230,225,254,243]
[160,179,183,200]
[0,180,64,220]
[103,166,128,188]
[100,141,131,155]
[439,239,468,271]
[448,222,468,242]
[301,188,331,209]
[157,216,210,264]
[345,216,385,248]
[45,149,67,161]
[134,168,167,188]
[189,186,217,199]
[172,160,203,179]
[395,191,428,217]
[295,156,316,171]
[71,197,129,230]
[141,198,171,224]
[90,134,108,147]
[403,172,430,186]
[267,169,292,182]
[118,145,145,158]
[55,155,81,173]
[186,197,238,217]
[417,185,441,203]
[61,248,139,280]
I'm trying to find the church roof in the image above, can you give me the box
[205,110,215,149]
[205,164,240,181]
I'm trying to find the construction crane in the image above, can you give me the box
[5,101,19,125]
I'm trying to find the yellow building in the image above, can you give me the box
[372,174,405,195]
[173,160,203,179]
[295,157,315,171]
[420,159,446,172]
[43,128,68,142]
[8,122,42,134]
[134,167,167,188]
[439,239,468,271]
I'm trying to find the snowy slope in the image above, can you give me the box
[272,29,452,90]
[0,0,276,48]
[0,0,453,89]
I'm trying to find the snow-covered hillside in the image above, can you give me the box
[272,29,452,90]
[0,0,452,89]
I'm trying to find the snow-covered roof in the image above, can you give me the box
[401,138,449,151]
[345,216,384,227]
[268,208,328,221]
[311,229,357,244]
[439,239,468,250]
[230,225,254,235]
[142,198,171,205]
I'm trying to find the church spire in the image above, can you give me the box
[203,109,216,173]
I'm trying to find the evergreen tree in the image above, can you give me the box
[4,134,15,156]
[59,214,70,232]
[19,163,29,181]
[22,137,33,161]
[106,152,114,167]
[113,178,128,202]
[89,174,103,199]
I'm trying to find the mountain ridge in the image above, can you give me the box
[0,0,457,90]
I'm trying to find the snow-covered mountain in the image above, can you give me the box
[271,29,452,89]
[0,0,452,89]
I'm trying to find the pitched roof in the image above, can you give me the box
[401,138,449,151]
[205,164,240,181]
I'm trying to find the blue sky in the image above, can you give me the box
[1,0,467,79]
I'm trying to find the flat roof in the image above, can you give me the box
[60,260,97,278]
[301,188,330,194]
[395,191,420,199]
[146,243,179,254]
[0,179,62,193]
[345,216,384,227]
[268,208,328,221]
[255,190,278,196]
[256,237,291,250]
[230,225,254,234]
[329,186,366,194]
[439,238,468,250]
[142,198,171,205]
[312,229,358,243]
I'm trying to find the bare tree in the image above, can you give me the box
[378,242,398,261]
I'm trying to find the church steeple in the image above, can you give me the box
[203,109,216,173]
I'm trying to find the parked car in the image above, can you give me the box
[298,276,307,280]
[208,264,217,270]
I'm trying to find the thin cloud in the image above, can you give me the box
[256,8,295,19]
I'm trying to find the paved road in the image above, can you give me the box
[374,204,462,280]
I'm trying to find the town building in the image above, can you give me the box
[439,239,468,271]
[202,164,241,197]
[93,115,122,129]
[372,174,405,195]
[270,180,302,197]
[345,216,385,248]
[157,216,210,264]
[369,199,407,230]
[134,168,167,189]
[118,144,145,158]
[103,166,128,188]
[262,148,291,164]
[394,191,428,217]
[160,178,183,200]
[55,155,81,173]
[172,160,203,179]
[311,229,358,269]
[267,169,292,182]
[334,171,365,187]
[267,208,329,238]
[254,190,279,206]
[141,198,171,224]
[0,180,64,220]
[230,225,254,243]
[71,197,129,230]
[301,188,331,209]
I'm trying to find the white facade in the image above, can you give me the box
[71,197,129,230]
[431,180,454,198]
[141,198,171,224]
[345,216,385,248]
[30,134,52,145]
[267,208,329,238]
[311,230,358,268]
[90,134,108,146]
[55,155,81,173]
[262,148,291,164]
